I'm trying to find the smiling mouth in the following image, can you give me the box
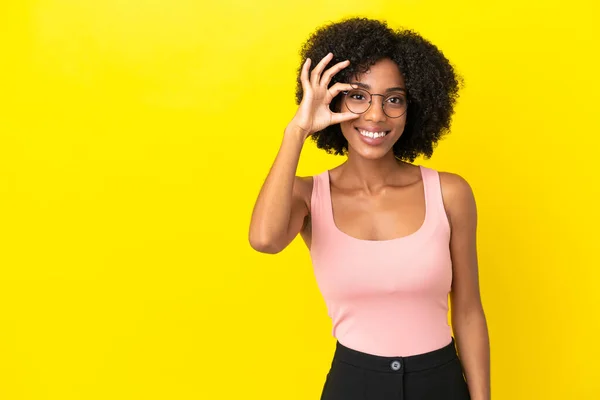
[356,128,390,139]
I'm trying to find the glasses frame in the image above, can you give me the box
[341,87,409,119]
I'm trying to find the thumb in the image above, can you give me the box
[330,112,360,125]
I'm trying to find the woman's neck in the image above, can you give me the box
[337,150,408,193]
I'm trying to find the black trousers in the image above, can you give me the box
[320,338,471,400]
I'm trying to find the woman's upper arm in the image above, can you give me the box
[285,176,313,245]
[440,171,483,315]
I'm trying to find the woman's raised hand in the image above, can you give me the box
[287,53,359,139]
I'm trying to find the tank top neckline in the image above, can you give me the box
[321,164,434,245]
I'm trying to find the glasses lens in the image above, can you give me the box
[345,89,370,114]
[383,93,408,118]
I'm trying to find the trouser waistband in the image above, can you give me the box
[333,338,459,373]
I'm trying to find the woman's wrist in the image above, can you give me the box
[284,123,310,143]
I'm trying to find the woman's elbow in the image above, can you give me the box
[248,233,284,254]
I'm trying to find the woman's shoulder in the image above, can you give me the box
[293,175,315,210]
[434,168,476,226]
[436,169,474,197]
[295,175,315,189]
[418,163,471,189]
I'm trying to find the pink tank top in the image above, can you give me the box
[309,165,453,357]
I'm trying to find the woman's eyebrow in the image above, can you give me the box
[349,82,406,93]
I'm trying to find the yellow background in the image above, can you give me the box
[1,1,599,399]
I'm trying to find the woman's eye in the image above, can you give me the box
[387,96,406,105]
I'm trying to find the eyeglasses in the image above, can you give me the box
[341,87,408,118]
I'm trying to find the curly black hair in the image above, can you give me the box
[295,17,463,162]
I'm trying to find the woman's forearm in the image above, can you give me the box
[452,308,491,400]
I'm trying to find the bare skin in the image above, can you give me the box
[249,53,490,399]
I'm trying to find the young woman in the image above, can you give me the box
[249,17,490,400]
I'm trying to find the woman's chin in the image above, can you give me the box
[346,137,397,160]
[349,144,393,160]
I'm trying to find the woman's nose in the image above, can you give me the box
[363,96,386,121]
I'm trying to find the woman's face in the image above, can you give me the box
[338,58,407,160]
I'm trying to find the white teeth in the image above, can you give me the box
[359,129,387,139]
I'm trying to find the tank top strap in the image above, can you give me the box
[310,170,336,243]
[420,165,450,233]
